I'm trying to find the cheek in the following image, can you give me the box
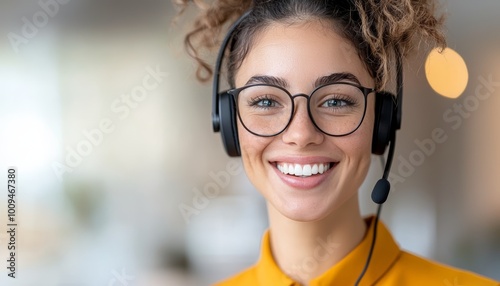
[344,96,376,153]
[361,100,376,150]
[237,121,273,177]
[337,121,372,160]
[332,96,375,185]
[329,102,374,199]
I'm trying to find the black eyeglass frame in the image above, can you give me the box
[223,81,376,138]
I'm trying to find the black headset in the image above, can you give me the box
[211,10,403,283]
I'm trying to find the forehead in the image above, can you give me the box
[235,20,374,90]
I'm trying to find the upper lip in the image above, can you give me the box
[269,156,339,165]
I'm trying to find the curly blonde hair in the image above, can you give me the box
[175,0,446,91]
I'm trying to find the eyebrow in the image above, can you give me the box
[315,72,361,87]
[245,75,289,88]
[244,72,362,89]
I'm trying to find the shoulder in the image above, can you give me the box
[381,250,499,285]
[213,266,259,286]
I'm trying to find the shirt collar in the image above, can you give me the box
[255,216,401,286]
[256,229,297,286]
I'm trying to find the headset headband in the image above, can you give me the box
[212,11,252,132]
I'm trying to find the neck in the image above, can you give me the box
[267,194,366,285]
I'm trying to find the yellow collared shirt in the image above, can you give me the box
[215,217,499,286]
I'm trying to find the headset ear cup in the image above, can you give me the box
[372,92,395,155]
[219,92,241,157]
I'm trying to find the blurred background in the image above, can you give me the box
[0,0,499,285]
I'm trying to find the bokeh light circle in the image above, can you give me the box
[425,47,469,99]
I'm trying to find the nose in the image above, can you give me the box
[281,94,324,147]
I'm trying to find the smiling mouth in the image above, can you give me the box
[275,162,335,177]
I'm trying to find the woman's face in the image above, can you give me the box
[234,20,375,222]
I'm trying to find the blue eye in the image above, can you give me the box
[248,96,280,108]
[257,98,276,107]
[323,98,349,107]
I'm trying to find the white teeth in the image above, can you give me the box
[303,165,312,176]
[276,162,332,177]
[311,164,318,175]
[294,165,302,176]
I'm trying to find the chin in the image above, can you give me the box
[270,194,342,222]
[282,210,330,223]
[264,177,361,223]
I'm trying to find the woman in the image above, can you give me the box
[177,0,500,285]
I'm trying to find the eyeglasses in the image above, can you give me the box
[226,82,375,137]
